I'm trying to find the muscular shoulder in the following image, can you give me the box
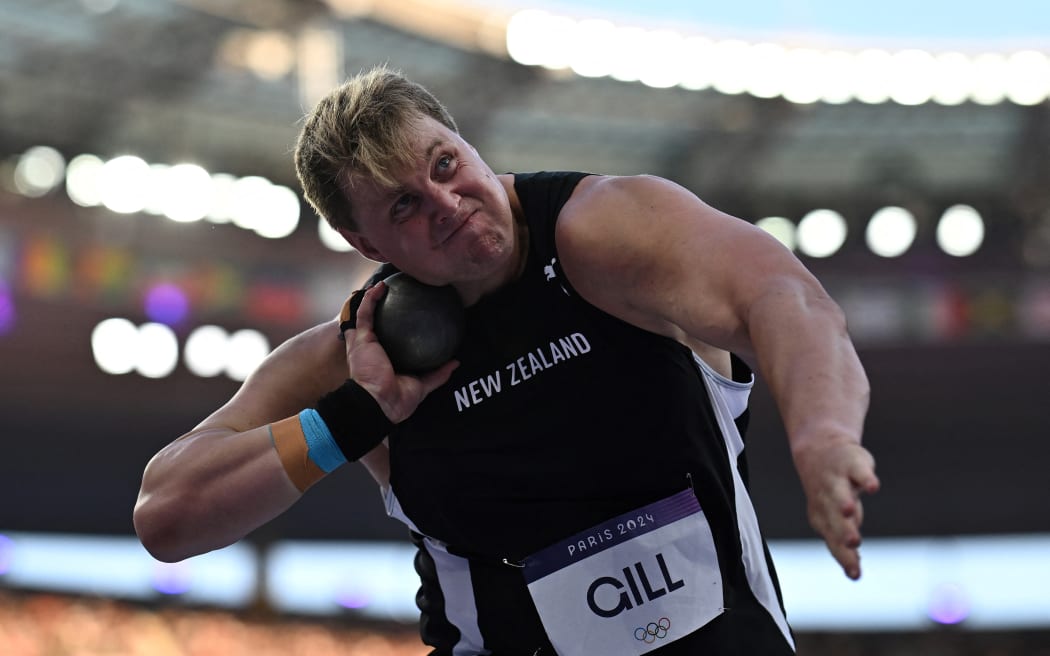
[560,174,680,223]
[556,175,695,325]
[555,174,752,360]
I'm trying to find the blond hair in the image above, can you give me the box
[294,66,458,230]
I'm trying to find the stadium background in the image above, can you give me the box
[0,0,1048,653]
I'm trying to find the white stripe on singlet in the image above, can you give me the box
[692,354,797,651]
[383,486,490,656]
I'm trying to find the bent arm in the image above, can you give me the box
[558,175,879,578]
[134,321,351,562]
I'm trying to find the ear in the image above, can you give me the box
[338,228,387,262]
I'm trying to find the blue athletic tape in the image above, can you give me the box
[298,409,348,473]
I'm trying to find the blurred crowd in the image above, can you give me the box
[1,591,1048,655]
[0,592,427,656]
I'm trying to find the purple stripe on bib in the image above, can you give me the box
[523,488,700,584]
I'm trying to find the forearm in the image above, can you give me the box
[746,280,870,452]
[134,425,300,562]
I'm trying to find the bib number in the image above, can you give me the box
[523,489,723,655]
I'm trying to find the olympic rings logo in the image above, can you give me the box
[633,617,671,643]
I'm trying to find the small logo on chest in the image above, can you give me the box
[544,257,557,281]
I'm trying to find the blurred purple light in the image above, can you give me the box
[0,282,14,335]
[0,534,13,575]
[928,582,970,625]
[151,561,191,595]
[144,282,189,326]
[336,589,370,610]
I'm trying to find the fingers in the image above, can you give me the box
[819,500,863,579]
[810,461,874,580]
[848,447,881,494]
[830,540,862,581]
[343,282,387,344]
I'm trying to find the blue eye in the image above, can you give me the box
[392,194,416,218]
[436,155,453,173]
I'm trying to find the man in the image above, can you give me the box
[134,66,878,655]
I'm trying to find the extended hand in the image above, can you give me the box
[793,439,880,580]
[342,282,459,423]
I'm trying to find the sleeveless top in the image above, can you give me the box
[376,171,795,655]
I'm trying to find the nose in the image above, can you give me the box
[429,184,460,224]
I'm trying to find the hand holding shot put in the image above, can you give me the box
[341,277,460,424]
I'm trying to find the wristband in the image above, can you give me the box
[316,379,395,462]
[270,380,394,492]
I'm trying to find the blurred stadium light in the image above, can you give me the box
[0,531,1048,631]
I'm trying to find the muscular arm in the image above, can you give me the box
[134,282,456,563]
[557,175,879,579]
[133,321,351,562]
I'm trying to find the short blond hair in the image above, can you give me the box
[294,66,458,230]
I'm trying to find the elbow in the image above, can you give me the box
[134,495,191,563]
[133,452,202,563]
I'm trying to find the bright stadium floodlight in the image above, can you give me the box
[253,185,300,239]
[1005,50,1050,106]
[866,206,917,257]
[797,209,848,258]
[931,52,973,106]
[888,50,937,106]
[206,173,237,224]
[229,176,274,232]
[937,205,985,257]
[539,14,576,71]
[569,19,617,78]
[506,10,555,67]
[92,317,139,375]
[637,29,686,89]
[161,163,214,223]
[710,39,751,95]
[65,154,105,207]
[744,43,787,99]
[756,216,797,252]
[678,36,715,91]
[225,329,271,381]
[184,325,231,378]
[608,25,647,83]
[100,155,151,214]
[14,146,66,198]
[818,50,857,104]
[135,322,180,379]
[971,53,1008,105]
[781,48,825,105]
[853,49,893,104]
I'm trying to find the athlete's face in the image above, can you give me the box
[339,115,519,295]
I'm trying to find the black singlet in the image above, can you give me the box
[376,171,795,655]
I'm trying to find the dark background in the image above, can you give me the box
[0,0,1047,550]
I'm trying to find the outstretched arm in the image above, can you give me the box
[557,174,879,579]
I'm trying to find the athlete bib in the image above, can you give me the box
[522,489,723,655]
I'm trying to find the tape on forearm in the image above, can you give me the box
[269,415,329,493]
[269,380,393,492]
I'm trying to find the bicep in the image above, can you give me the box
[557,175,823,354]
[193,321,349,435]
